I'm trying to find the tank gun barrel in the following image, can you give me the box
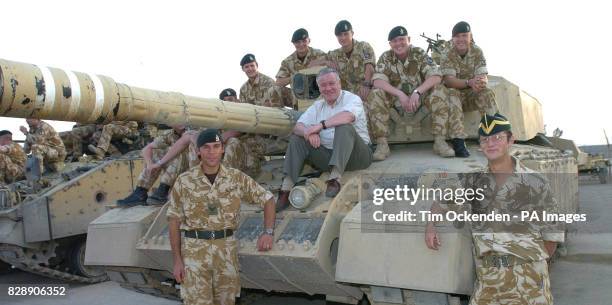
[0,58,297,136]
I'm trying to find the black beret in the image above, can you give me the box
[240,54,256,67]
[197,129,222,148]
[0,130,12,136]
[291,28,309,43]
[334,20,352,35]
[219,88,237,100]
[388,26,408,41]
[478,113,512,136]
[452,21,471,37]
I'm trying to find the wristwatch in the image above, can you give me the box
[320,120,327,130]
[412,89,421,96]
[264,228,274,236]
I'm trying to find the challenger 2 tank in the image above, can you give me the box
[1,58,578,304]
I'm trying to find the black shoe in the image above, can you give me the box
[276,191,290,212]
[117,187,148,207]
[451,138,470,158]
[146,183,171,205]
[325,179,342,198]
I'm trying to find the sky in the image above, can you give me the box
[1,0,611,145]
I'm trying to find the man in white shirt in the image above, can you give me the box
[277,68,372,211]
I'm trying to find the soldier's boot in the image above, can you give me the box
[117,186,148,207]
[372,137,391,161]
[146,183,170,205]
[433,136,455,158]
[87,144,106,160]
[451,138,470,158]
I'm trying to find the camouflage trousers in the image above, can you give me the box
[181,236,240,305]
[364,85,452,139]
[69,125,96,156]
[266,85,296,108]
[224,135,287,177]
[30,144,66,174]
[136,149,189,189]
[469,259,552,305]
[0,154,25,184]
[95,124,139,152]
[447,88,497,139]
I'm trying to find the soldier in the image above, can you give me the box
[276,68,372,210]
[440,21,497,157]
[167,129,275,305]
[0,130,26,185]
[117,124,188,207]
[368,26,455,160]
[88,121,139,159]
[219,88,239,102]
[425,113,563,305]
[239,53,289,108]
[66,123,96,160]
[21,118,67,174]
[325,20,376,102]
[275,28,327,87]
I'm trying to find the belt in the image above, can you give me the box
[183,229,233,240]
[480,253,529,268]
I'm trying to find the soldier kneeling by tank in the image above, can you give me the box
[276,68,373,211]
[0,130,26,185]
[117,125,188,207]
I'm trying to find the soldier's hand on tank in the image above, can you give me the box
[19,126,28,135]
[425,222,441,250]
[173,259,185,283]
[257,234,274,252]
[307,134,321,148]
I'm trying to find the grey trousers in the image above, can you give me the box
[284,124,373,183]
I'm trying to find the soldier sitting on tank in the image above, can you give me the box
[276,67,372,211]
[20,118,67,174]
[117,124,188,207]
[425,113,563,305]
[88,121,139,160]
[240,53,293,108]
[439,21,498,157]
[0,130,26,185]
[65,123,96,161]
[367,26,455,160]
[274,28,327,99]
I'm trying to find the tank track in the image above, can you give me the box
[0,244,108,284]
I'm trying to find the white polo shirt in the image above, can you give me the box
[297,90,370,149]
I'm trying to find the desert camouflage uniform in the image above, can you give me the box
[276,47,327,80]
[0,143,26,184]
[440,44,496,139]
[68,124,96,156]
[456,157,563,305]
[136,129,188,189]
[239,72,293,108]
[23,121,66,173]
[368,46,448,138]
[94,121,139,152]
[167,165,273,305]
[327,40,376,94]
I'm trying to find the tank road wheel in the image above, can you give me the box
[599,167,609,184]
[69,240,106,278]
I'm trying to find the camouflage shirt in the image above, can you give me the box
[461,157,565,262]
[111,121,139,131]
[327,40,376,93]
[167,164,273,231]
[372,46,441,93]
[239,72,276,106]
[150,129,182,150]
[440,43,488,79]
[24,121,66,153]
[276,47,328,79]
[1,142,26,168]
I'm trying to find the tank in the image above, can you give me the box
[0,58,578,304]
